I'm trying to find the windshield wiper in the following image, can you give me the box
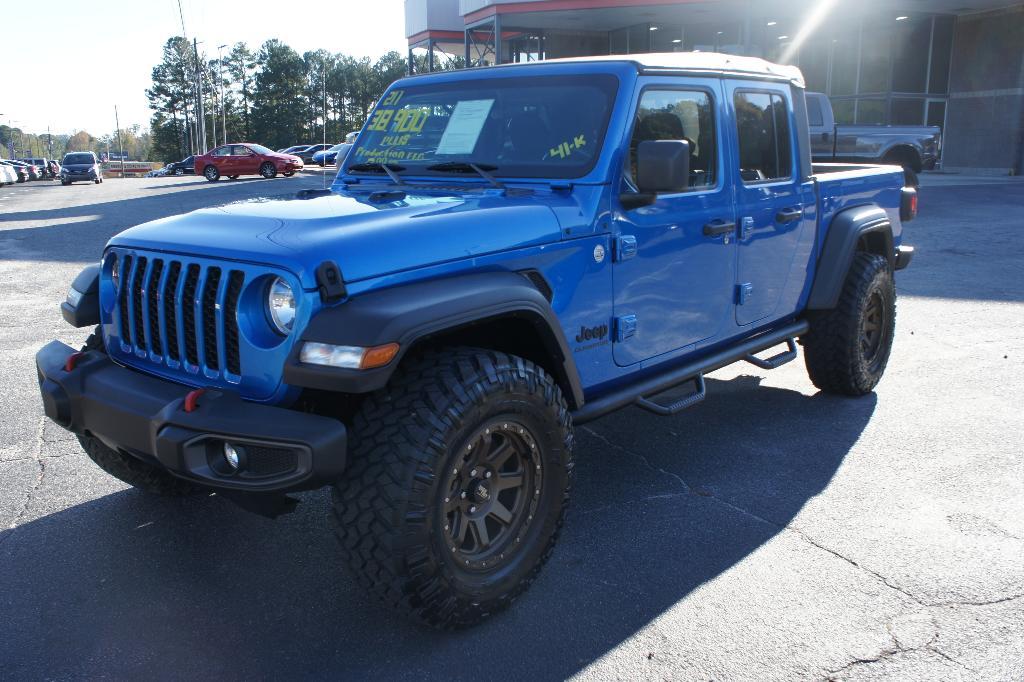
[347,162,406,185]
[426,161,504,189]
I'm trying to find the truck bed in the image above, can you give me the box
[812,162,906,253]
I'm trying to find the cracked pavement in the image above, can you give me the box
[1,174,1022,679]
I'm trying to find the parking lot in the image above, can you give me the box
[1,173,1022,680]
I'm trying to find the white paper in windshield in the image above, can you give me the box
[435,99,495,155]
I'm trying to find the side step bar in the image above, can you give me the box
[572,320,809,425]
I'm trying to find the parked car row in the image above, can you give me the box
[1,158,51,183]
[275,142,353,167]
[0,163,18,186]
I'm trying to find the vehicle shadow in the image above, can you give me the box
[140,177,273,189]
[0,375,876,679]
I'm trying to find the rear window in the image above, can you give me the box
[806,96,824,127]
[63,153,95,165]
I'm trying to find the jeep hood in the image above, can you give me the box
[107,189,571,288]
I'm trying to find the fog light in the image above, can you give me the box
[223,442,241,471]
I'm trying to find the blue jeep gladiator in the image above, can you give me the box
[37,53,916,628]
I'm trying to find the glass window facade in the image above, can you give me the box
[776,14,955,129]
[410,8,955,133]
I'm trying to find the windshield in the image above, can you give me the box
[347,74,618,179]
[247,144,273,155]
[64,153,94,165]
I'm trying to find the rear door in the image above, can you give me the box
[612,79,737,366]
[725,83,815,327]
[209,145,233,174]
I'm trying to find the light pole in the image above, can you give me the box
[218,44,228,145]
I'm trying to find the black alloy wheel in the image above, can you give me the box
[442,419,543,571]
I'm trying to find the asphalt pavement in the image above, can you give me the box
[0,172,1021,680]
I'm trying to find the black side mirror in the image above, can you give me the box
[621,139,691,210]
[637,139,690,193]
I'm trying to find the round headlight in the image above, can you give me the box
[266,277,296,334]
[110,254,120,291]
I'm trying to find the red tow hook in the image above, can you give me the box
[184,388,207,413]
[64,352,86,372]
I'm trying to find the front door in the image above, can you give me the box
[725,83,813,326]
[613,80,737,366]
[233,145,260,174]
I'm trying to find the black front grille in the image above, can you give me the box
[146,259,163,353]
[131,257,148,352]
[163,262,182,361]
[224,271,245,375]
[116,257,244,377]
[201,268,222,371]
[181,264,200,366]
[118,255,133,342]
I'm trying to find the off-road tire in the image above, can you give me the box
[331,348,575,629]
[75,328,202,497]
[802,253,896,395]
[259,162,277,179]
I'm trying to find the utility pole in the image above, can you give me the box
[218,44,228,145]
[115,106,126,178]
[208,64,217,150]
[194,38,207,153]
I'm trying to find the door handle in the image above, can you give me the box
[703,219,736,237]
[775,208,803,224]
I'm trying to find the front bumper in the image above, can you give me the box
[36,340,347,493]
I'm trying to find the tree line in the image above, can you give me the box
[146,37,408,162]
[0,125,150,162]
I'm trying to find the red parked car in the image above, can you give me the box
[195,143,304,182]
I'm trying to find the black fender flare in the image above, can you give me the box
[283,271,585,408]
[61,264,100,328]
[807,205,893,310]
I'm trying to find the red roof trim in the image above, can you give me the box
[407,29,466,45]
[463,0,702,25]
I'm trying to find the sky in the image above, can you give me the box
[0,0,408,136]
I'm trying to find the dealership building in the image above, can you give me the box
[404,0,1024,173]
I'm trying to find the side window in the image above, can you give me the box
[211,146,230,157]
[734,91,792,183]
[232,145,251,156]
[629,89,717,190]
[806,95,824,127]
